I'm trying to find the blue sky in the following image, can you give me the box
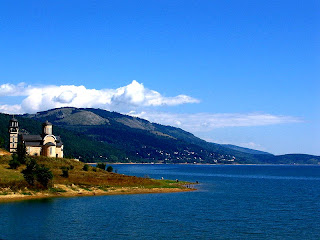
[0,1,319,155]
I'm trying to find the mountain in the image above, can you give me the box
[21,107,235,163]
[0,107,319,164]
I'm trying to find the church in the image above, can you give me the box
[8,117,64,158]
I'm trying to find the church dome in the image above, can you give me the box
[9,116,19,128]
[10,117,18,122]
[42,120,52,126]
[44,142,56,147]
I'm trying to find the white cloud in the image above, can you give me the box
[0,81,301,133]
[238,142,265,150]
[110,80,199,108]
[0,83,27,96]
[0,80,199,114]
[206,139,267,152]
[53,90,77,104]
[129,112,302,131]
[0,104,22,114]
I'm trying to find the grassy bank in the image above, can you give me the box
[0,154,194,202]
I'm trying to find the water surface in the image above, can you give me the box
[1,164,319,239]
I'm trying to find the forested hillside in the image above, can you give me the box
[0,107,319,164]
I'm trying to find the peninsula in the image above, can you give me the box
[0,154,194,203]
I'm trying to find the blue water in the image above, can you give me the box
[1,164,320,240]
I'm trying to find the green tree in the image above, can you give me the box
[21,159,38,185]
[36,165,53,188]
[0,137,4,148]
[97,163,106,170]
[17,142,26,164]
[61,166,69,178]
[106,166,113,172]
[82,164,89,171]
[9,154,21,169]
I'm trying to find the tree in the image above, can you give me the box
[106,166,113,172]
[21,159,53,188]
[21,159,38,185]
[83,164,89,171]
[9,154,21,169]
[36,165,53,188]
[0,137,4,148]
[97,163,106,170]
[61,166,69,178]
[17,142,26,164]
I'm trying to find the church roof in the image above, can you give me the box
[22,134,63,146]
[25,142,42,147]
[10,117,18,122]
[22,135,42,147]
[22,135,42,141]
[56,136,63,146]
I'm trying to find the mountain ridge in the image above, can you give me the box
[0,107,319,164]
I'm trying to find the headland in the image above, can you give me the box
[0,154,195,203]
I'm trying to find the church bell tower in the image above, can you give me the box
[8,117,19,153]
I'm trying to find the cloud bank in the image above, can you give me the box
[0,81,301,132]
[129,112,301,131]
[0,80,199,114]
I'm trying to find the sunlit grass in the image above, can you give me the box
[0,155,188,192]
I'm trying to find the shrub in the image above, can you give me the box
[21,159,53,188]
[83,164,89,171]
[60,166,70,178]
[17,143,27,164]
[69,165,74,170]
[61,169,69,178]
[97,163,106,170]
[21,159,38,185]
[49,187,66,193]
[106,166,113,172]
[0,137,4,148]
[9,154,21,169]
[36,165,53,188]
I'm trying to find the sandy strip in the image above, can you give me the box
[0,185,195,203]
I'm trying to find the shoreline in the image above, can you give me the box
[88,162,320,166]
[0,156,196,204]
[0,184,196,203]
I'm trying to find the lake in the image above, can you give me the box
[1,164,320,239]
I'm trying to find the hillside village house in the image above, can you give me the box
[8,117,64,158]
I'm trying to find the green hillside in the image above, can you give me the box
[0,107,319,164]
[0,113,127,162]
